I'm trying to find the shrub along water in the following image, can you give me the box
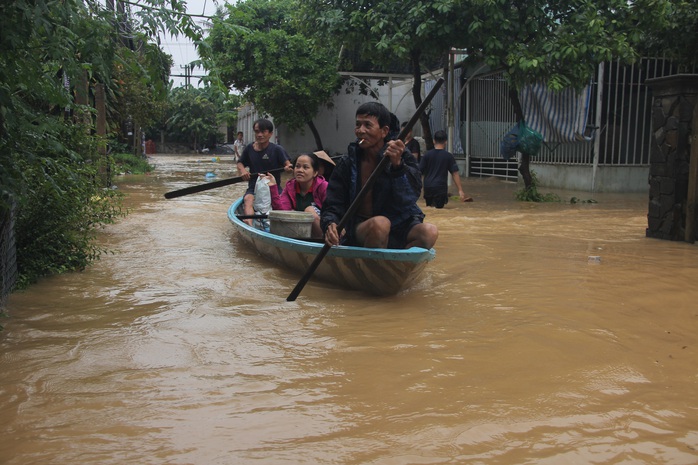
[13,125,125,290]
[111,152,154,175]
[514,171,561,202]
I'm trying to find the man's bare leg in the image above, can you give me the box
[243,193,255,226]
[404,222,438,249]
[355,216,391,248]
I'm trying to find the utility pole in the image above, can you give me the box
[181,65,191,88]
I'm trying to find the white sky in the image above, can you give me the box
[158,0,228,88]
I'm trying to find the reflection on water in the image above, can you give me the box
[1,154,696,464]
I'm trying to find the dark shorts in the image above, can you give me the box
[344,215,423,249]
[424,192,449,208]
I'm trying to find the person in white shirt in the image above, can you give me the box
[232,131,244,162]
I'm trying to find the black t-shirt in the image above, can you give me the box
[419,148,459,195]
[239,142,290,192]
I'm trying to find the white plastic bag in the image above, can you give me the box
[253,176,272,231]
[253,176,272,213]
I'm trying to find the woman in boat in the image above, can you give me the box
[259,152,328,239]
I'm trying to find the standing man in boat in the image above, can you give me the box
[321,102,438,250]
[237,119,292,224]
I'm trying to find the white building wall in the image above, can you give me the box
[217,122,228,143]
[530,165,649,193]
[236,77,419,159]
[235,105,264,148]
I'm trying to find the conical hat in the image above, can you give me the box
[313,150,336,166]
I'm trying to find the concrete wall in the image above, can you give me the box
[531,164,650,193]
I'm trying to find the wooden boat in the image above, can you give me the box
[227,198,435,296]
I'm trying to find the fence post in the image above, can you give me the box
[686,102,698,242]
[591,62,605,192]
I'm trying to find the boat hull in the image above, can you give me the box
[227,199,435,296]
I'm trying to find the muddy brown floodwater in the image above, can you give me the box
[1,154,697,465]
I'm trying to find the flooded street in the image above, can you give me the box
[1,154,696,464]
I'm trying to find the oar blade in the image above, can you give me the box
[286,243,332,301]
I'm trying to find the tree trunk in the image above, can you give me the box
[508,88,532,189]
[307,119,323,151]
[519,152,533,187]
[410,49,434,150]
[135,126,142,157]
[95,83,110,186]
[74,69,91,130]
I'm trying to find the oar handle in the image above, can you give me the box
[164,155,341,199]
[286,77,445,302]
[164,166,286,199]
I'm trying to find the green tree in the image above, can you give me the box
[13,124,126,290]
[198,85,242,139]
[300,0,471,149]
[165,86,222,150]
[0,0,202,289]
[462,0,666,190]
[0,0,201,202]
[110,42,173,154]
[639,0,698,69]
[303,0,670,191]
[204,0,342,150]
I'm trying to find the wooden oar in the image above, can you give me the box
[163,166,286,199]
[164,155,342,199]
[286,77,445,302]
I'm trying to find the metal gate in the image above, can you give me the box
[462,58,696,180]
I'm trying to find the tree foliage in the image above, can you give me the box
[304,0,672,92]
[299,0,471,148]
[1,0,201,201]
[0,0,202,289]
[110,43,172,149]
[463,0,653,91]
[299,0,677,190]
[165,86,223,149]
[13,124,125,290]
[204,0,342,150]
[639,0,698,69]
[459,0,672,190]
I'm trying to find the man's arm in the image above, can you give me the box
[320,157,351,239]
[386,150,423,208]
[237,146,251,180]
[275,144,293,173]
[451,170,467,202]
[449,154,469,202]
